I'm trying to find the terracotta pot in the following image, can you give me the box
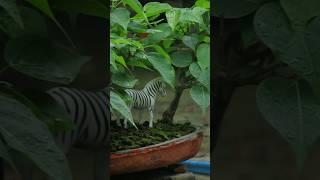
[110,130,203,175]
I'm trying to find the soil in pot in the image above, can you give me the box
[111,120,196,152]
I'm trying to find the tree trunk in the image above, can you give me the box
[162,87,184,123]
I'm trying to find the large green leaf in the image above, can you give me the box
[110,91,136,129]
[144,23,172,44]
[0,139,17,172]
[147,52,175,88]
[254,2,320,99]
[256,78,320,169]
[51,0,108,18]
[189,62,201,78]
[110,48,118,71]
[213,0,264,18]
[111,8,130,30]
[143,2,172,17]
[23,90,75,133]
[280,0,320,29]
[196,43,210,69]
[180,7,207,26]
[0,95,72,180]
[254,2,293,52]
[112,72,138,88]
[115,55,128,69]
[195,0,210,9]
[171,51,193,68]
[122,0,147,22]
[190,85,210,113]
[0,7,47,38]
[182,35,199,51]
[198,68,210,90]
[152,45,171,63]
[0,0,23,27]
[127,59,153,71]
[165,9,181,31]
[4,36,90,84]
[26,0,73,45]
[0,84,73,140]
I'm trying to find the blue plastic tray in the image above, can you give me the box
[180,160,210,175]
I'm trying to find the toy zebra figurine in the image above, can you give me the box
[47,87,110,153]
[20,87,110,180]
[19,87,111,180]
[116,77,167,128]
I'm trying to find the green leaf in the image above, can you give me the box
[171,51,193,68]
[0,0,23,27]
[165,9,181,31]
[127,59,153,71]
[143,2,172,17]
[152,45,171,63]
[254,3,320,99]
[115,56,128,69]
[196,43,210,69]
[213,0,263,18]
[4,36,90,84]
[189,62,201,78]
[110,49,118,71]
[180,7,207,26]
[123,0,147,22]
[256,78,320,170]
[190,85,210,113]
[0,139,17,172]
[111,91,136,129]
[112,72,138,88]
[0,82,75,134]
[195,0,210,9]
[182,35,199,51]
[127,21,147,33]
[0,7,47,38]
[280,0,320,29]
[51,0,108,18]
[26,0,74,46]
[240,15,259,48]
[144,23,172,44]
[0,95,72,180]
[198,68,210,90]
[147,52,175,88]
[111,8,130,30]
[254,2,293,52]
[163,39,174,49]
[23,90,75,133]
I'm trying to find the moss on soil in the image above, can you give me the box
[111,120,196,152]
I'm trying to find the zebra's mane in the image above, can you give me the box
[143,77,163,90]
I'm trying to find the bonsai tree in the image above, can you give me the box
[213,0,320,172]
[110,0,210,126]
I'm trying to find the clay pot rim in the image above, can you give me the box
[111,128,202,155]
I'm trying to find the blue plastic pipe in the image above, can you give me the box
[180,160,211,175]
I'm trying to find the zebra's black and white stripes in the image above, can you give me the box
[120,77,167,128]
[47,87,110,153]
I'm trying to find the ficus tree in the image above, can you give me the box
[110,0,210,126]
[213,0,320,173]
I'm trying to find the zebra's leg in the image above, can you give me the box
[138,110,142,123]
[124,118,128,129]
[115,112,122,127]
[148,107,154,128]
